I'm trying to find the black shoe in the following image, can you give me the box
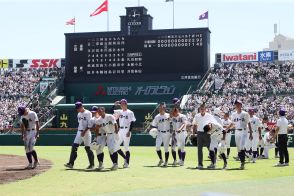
[64,163,73,169]
[86,165,95,170]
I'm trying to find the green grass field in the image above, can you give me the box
[0,146,293,196]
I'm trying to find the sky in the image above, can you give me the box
[0,0,293,63]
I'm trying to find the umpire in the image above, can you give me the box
[192,104,215,169]
[275,108,289,167]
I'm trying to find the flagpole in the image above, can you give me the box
[207,9,209,29]
[107,1,109,31]
[173,0,175,29]
[74,16,76,33]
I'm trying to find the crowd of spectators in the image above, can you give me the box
[184,62,294,127]
[0,68,63,132]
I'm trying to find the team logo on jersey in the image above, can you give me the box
[234,118,245,122]
[119,115,128,119]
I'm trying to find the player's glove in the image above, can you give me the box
[22,118,29,130]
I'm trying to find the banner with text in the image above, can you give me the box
[12,59,63,69]
[220,51,274,63]
[278,50,294,61]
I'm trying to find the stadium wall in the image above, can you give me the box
[1,133,294,147]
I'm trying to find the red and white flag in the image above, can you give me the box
[66,18,75,25]
[90,0,108,17]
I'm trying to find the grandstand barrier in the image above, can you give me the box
[1,132,294,147]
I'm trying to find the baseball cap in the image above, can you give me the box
[279,108,286,116]
[234,100,242,105]
[91,106,98,113]
[248,107,255,112]
[17,106,26,116]
[75,101,83,109]
[119,99,128,104]
[172,97,180,104]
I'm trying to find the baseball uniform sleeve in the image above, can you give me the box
[33,112,39,122]
[111,115,117,124]
[244,112,250,124]
[151,116,158,127]
[130,111,136,122]
[86,112,92,128]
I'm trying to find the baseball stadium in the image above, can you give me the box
[0,0,294,196]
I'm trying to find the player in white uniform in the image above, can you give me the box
[170,107,188,166]
[18,106,40,169]
[64,102,95,169]
[203,121,227,169]
[88,106,106,170]
[151,102,171,167]
[222,113,232,158]
[111,99,136,168]
[96,107,120,170]
[226,100,253,169]
[245,108,262,163]
[263,129,276,159]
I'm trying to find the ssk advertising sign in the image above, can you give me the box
[12,59,62,68]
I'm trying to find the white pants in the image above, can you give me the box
[172,131,187,152]
[24,130,37,153]
[156,132,171,152]
[245,132,259,151]
[235,129,247,152]
[107,133,120,155]
[264,143,275,158]
[225,132,232,148]
[209,135,222,151]
[74,130,92,146]
[117,128,131,151]
[95,135,107,154]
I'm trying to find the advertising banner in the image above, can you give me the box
[278,50,294,61]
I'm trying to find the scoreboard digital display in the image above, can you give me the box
[65,7,210,83]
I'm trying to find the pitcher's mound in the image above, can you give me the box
[0,154,52,184]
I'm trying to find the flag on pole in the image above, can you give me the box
[66,18,75,25]
[90,0,108,17]
[166,0,174,2]
[199,11,208,20]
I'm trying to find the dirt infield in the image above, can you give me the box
[0,154,52,184]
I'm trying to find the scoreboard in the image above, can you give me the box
[65,7,210,83]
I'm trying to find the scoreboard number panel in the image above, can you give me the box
[66,31,207,82]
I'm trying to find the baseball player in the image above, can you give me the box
[257,116,269,158]
[203,121,227,169]
[170,107,188,166]
[226,100,253,169]
[88,106,106,170]
[212,108,223,161]
[96,107,120,170]
[222,113,233,158]
[245,108,262,163]
[64,102,95,170]
[111,99,136,168]
[18,106,40,169]
[151,102,171,167]
[263,129,276,159]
